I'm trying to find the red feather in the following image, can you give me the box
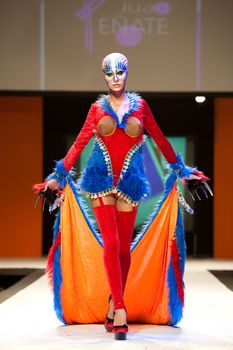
[33,182,46,194]
[46,232,61,288]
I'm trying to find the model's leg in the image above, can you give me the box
[91,196,125,312]
[112,198,137,328]
[116,198,137,292]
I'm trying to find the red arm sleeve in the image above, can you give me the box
[142,99,177,164]
[62,103,96,172]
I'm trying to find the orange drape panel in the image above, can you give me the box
[214,98,233,258]
[0,96,43,257]
[60,184,178,324]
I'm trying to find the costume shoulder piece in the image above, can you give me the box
[96,91,143,128]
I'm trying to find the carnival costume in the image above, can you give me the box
[34,53,212,336]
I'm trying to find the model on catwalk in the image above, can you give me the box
[38,53,212,340]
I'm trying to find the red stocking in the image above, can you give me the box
[93,204,125,310]
[116,209,137,292]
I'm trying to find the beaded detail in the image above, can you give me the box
[114,189,139,207]
[176,186,194,214]
[79,187,139,207]
[79,187,115,199]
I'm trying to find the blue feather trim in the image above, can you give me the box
[169,154,193,179]
[167,205,186,325]
[97,91,142,128]
[117,171,150,202]
[167,258,183,325]
[176,205,186,275]
[51,211,66,324]
[131,172,177,251]
[78,142,113,194]
[53,245,66,324]
[52,212,60,243]
[46,160,74,188]
[117,148,150,202]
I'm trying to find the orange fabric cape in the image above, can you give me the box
[47,173,187,326]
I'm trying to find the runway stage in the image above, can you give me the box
[0,258,232,350]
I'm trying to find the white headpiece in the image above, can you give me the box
[102,53,128,74]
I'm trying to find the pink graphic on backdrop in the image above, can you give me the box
[153,1,171,16]
[75,0,106,53]
[196,0,202,90]
[115,25,143,47]
[75,1,172,52]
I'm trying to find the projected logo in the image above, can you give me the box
[75,0,171,52]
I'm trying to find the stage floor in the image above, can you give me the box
[0,258,232,350]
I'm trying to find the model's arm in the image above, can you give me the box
[142,99,177,164]
[142,99,213,200]
[62,103,96,172]
[46,103,96,188]
[142,99,196,179]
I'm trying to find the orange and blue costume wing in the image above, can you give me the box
[46,170,190,326]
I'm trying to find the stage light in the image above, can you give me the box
[195,96,206,103]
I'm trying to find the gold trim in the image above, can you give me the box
[79,187,139,207]
[125,116,143,138]
[97,116,116,137]
[177,186,194,214]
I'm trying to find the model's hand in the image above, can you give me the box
[44,178,60,191]
[183,170,213,200]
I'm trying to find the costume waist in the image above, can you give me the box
[78,134,150,205]
[98,127,142,178]
[95,134,146,183]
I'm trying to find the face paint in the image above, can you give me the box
[104,70,127,82]
[102,53,128,92]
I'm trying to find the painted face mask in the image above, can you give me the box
[102,53,128,84]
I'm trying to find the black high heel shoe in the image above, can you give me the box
[104,295,114,332]
[112,324,128,340]
[112,309,128,340]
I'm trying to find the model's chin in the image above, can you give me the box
[109,85,124,93]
